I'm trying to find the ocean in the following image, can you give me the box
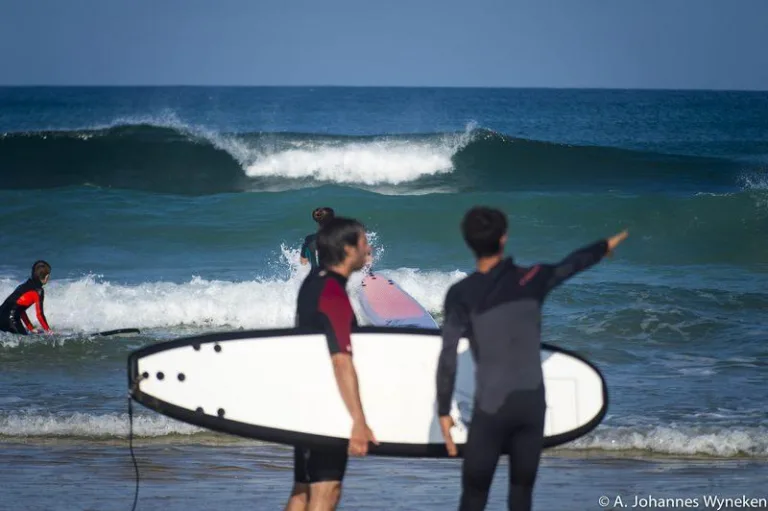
[1,87,766,510]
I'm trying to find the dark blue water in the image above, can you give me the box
[1,87,766,509]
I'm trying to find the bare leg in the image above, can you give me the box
[307,481,343,511]
[284,482,309,511]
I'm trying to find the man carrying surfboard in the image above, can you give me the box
[436,207,628,511]
[299,207,336,269]
[286,216,378,511]
[0,260,52,335]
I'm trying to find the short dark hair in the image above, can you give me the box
[312,207,335,228]
[461,207,508,258]
[32,260,51,282]
[317,217,365,267]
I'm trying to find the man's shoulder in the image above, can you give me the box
[318,272,349,297]
[446,273,478,300]
[300,269,344,292]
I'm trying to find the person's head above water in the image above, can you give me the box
[316,217,369,275]
[31,260,51,285]
[461,207,509,259]
[312,207,335,228]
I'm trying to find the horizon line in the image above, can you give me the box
[1,84,767,93]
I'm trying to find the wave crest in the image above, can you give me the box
[0,119,755,194]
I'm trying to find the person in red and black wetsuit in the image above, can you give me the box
[285,217,378,511]
[0,261,52,335]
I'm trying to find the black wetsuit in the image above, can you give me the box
[293,268,359,483]
[436,240,609,510]
[0,277,50,335]
[300,233,320,270]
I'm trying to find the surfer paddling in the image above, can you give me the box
[0,260,52,336]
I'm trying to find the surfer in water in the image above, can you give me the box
[436,207,628,511]
[301,207,374,272]
[286,216,378,511]
[300,207,336,270]
[0,260,52,335]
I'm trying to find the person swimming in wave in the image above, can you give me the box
[301,207,373,271]
[300,207,336,270]
[0,260,52,335]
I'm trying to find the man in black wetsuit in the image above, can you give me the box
[436,207,628,511]
[300,207,336,270]
[285,217,379,511]
[0,260,52,335]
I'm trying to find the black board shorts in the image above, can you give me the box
[293,445,348,483]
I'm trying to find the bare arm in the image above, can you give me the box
[317,279,378,453]
[331,353,366,422]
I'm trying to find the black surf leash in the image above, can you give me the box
[128,374,145,511]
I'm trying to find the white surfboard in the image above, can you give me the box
[128,327,607,457]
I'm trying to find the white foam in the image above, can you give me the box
[740,171,768,191]
[565,424,768,458]
[44,114,479,188]
[245,126,476,185]
[0,274,305,335]
[739,169,768,211]
[2,411,765,457]
[0,239,464,336]
[102,111,255,166]
[0,411,202,438]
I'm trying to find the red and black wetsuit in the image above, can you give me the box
[293,268,358,483]
[0,277,51,335]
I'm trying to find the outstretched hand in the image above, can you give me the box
[607,230,629,256]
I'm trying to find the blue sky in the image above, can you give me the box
[1,0,767,89]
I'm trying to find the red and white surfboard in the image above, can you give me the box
[358,272,438,329]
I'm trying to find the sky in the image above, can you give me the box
[1,0,767,89]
